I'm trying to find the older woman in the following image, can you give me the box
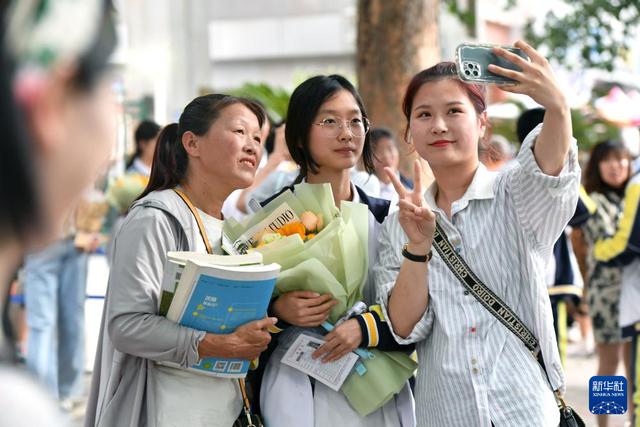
[86,94,277,427]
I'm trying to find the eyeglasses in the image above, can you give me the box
[313,117,370,138]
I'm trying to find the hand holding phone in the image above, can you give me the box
[456,43,529,85]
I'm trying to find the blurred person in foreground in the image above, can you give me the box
[0,0,117,425]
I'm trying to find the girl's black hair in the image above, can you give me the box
[264,119,283,155]
[0,0,116,362]
[0,47,39,240]
[369,127,396,150]
[137,94,266,200]
[126,120,161,169]
[584,140,632,196]
[285,75,374,182]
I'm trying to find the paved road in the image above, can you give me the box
[70,342,631,426]
[564,343,630,427]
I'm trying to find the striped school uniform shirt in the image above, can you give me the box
[375,124,580,427]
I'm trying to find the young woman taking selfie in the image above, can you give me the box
[375,41,580,426]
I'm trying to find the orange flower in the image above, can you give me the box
[276,222,306,239]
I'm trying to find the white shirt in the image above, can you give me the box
[127,158,151,177]
[154,209,241,427]
[350,169,381,197]
[378,180,398,205]
[375,124,580,427]
[221,190,245,222]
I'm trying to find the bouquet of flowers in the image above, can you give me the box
[223,183,416,416]
[223,183,369,323]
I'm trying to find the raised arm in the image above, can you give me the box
[490,40,571,176]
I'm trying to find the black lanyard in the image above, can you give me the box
[432,221,564,399]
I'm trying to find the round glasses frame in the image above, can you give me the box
[313,117,371,138]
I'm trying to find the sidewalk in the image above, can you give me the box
[564,342,630,427]
[70,341,631,426]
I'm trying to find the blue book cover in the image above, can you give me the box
[166,261,279,377]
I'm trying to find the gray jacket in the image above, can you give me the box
[85,189,208,427]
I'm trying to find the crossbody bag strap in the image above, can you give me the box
[432,221,561,394]
[172,188,256,419]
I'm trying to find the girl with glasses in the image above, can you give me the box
[256,75,416,427]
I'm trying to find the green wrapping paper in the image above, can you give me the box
[223,183,368,321]
[342,350,418,416]
[223,183,416,414]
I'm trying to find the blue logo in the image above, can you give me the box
[589,376,627,415]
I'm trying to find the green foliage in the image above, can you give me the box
[442,0,516,35]
[525,0,640,71]
[570,108,619,150]
[491,117,520,146]
[443,0,476,34]
[227,82,291,122]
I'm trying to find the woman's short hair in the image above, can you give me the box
[584,140,632,195]
[285,74,374,178]
[369,127,397,150]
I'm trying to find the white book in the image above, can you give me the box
[158,251,262,316]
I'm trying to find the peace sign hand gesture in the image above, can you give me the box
[385,160,436,254]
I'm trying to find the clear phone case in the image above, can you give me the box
[455,43,529,84]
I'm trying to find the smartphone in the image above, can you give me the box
[455,43,529,84]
